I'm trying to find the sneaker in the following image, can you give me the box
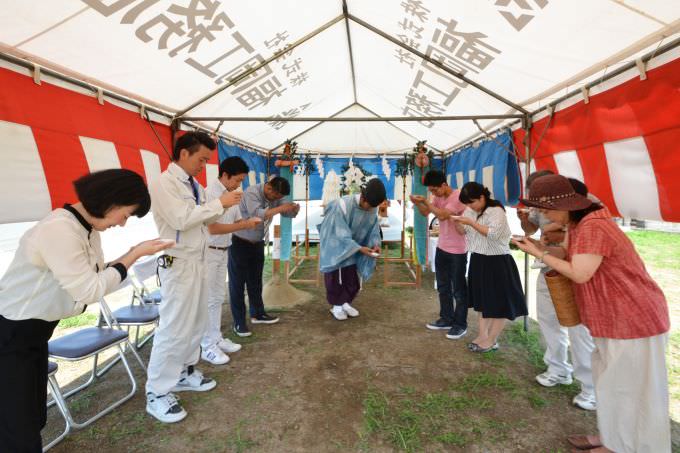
[535,372,573,387]
[330,305,348,321]
[217,338,242,353]
[342,303,359,318]
[201,346,230,365]
[445,327,467,340]
[572,392,597,411]
[146,392,187,423]
[426,318,453,330]
[251,313,280,324]
[530,258,547,269]
[233,324,252,337]
[171,366,217,392]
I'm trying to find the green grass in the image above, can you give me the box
[502,322,545,371]
[362,373,517,452]
[57,311,98,328]
[626,230,680,268]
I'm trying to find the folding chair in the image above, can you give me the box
[110,276,160,350]
[130,255,162,305]
[47,299,139,429]
[42,361,70,451]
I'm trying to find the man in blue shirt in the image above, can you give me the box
[229,177,299,336]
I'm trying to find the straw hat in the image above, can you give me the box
[520,174,592,211]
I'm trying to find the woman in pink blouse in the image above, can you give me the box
[514,174,670,453]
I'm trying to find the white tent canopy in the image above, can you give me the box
[1,0,679,154]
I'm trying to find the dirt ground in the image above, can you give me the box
[41,261,635,453]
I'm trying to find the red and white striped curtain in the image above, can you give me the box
[0,67,219,224]
[513,56,680,222]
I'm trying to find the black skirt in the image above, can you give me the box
[468,253,527,320]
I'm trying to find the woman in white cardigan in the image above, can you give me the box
[0,169,172,452]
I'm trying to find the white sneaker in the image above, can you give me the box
[572,392,597,411]
[171,367,217,392]
[535,372,573,387]
[531,258,547,269]
[330,305,347,320]
[342,303,359,317]
[217,338,242,353]
[146,392,187,423]
[201,346,230,365]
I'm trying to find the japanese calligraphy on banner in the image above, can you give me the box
[266,103,312,130]
[494,0,549,32]
[397,2,502,126]
[82,0,310,112]
[394,0,550,127]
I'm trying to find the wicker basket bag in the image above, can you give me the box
[544,270,581,327]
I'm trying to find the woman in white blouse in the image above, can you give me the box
[0,169,172,452]
[452,182,526,353]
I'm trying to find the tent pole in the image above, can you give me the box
[347,14,528,115]
[522,114,533,333]
[530,35,680,119]
[305,172,310,256]
[269,103,357,153]
[342,0,358,103]
[174,15,344,118]
[181,114,524,122]
[401,177,406,259]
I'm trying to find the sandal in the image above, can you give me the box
[567,435,602,450]
[469,343,495,353]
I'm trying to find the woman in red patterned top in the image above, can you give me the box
[513,174,670,453]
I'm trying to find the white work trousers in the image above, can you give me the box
[536,272,595,397]
[146,257,208,395]
[593,333,670,453]
[201,247,229,349]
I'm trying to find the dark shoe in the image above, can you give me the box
[233,324,252,337]
[426,318,453,330]
[251,313,280,324]
[445,327,467,340]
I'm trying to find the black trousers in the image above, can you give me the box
[228,236,266,329]
[0,315,59,453]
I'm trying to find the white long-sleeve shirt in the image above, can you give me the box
[205,178,241,248]
[150,162,224,260]
[462,206,512,255]
[0,206,124,321]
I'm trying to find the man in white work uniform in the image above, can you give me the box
[145,132,242,423]
[201,156,261,365]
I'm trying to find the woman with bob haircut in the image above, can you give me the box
[0,169,173,452]
[514,173,670,453]
[452,182,526,353]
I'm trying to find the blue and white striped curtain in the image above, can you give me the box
[445,132,521,206]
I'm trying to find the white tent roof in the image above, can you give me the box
[1,0,678,153]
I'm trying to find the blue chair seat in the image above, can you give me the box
[49,328,128,359]
[142,289,161,304]
[112,305,159,324]
[48,361,58,376]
